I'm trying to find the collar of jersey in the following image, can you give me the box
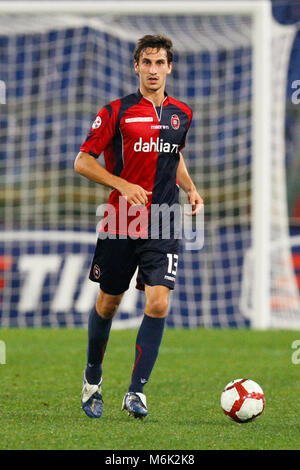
[137,89,169,107]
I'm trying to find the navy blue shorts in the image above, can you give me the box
[89,236,180,295]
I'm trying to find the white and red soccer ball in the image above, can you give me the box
[221,379,265,423]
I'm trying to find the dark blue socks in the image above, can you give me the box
[85,309,166,392]
[85,307,112,385]
[129,314,166,393]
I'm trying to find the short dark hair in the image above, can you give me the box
[134,35,174,64]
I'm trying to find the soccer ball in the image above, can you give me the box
[221,378,265,423]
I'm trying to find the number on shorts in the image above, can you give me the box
[167,253,178,276]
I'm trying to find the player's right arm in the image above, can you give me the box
[74,104,151,206]
[74,151,151,206]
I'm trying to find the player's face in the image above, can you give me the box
[134,48,172,94]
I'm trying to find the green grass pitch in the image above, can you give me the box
[0,327,300,450]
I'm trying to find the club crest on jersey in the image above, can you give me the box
[92,116,102,129]
[171,114,180,130]
[93,264,101,279]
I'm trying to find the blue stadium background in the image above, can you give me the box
[0,0,300,327]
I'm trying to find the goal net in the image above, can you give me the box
[1,2,299,328]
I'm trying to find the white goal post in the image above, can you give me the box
[0,1,298,329]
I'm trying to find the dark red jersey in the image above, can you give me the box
[80,90,192,237]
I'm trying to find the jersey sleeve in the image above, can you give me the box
[179,108,193,151]
[80,101,120,158]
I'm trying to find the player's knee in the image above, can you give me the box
[96,301,118,320]
[146,297,169,318]
[96,292,122,319]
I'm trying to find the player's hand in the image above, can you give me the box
[117,180,152,206]
[185,187,204,215]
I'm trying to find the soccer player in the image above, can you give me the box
[74,35,203,419]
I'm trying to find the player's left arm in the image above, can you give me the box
[176,152,204,215]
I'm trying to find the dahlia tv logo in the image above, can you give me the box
[133,137,179,154]
[171,114,180,130]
